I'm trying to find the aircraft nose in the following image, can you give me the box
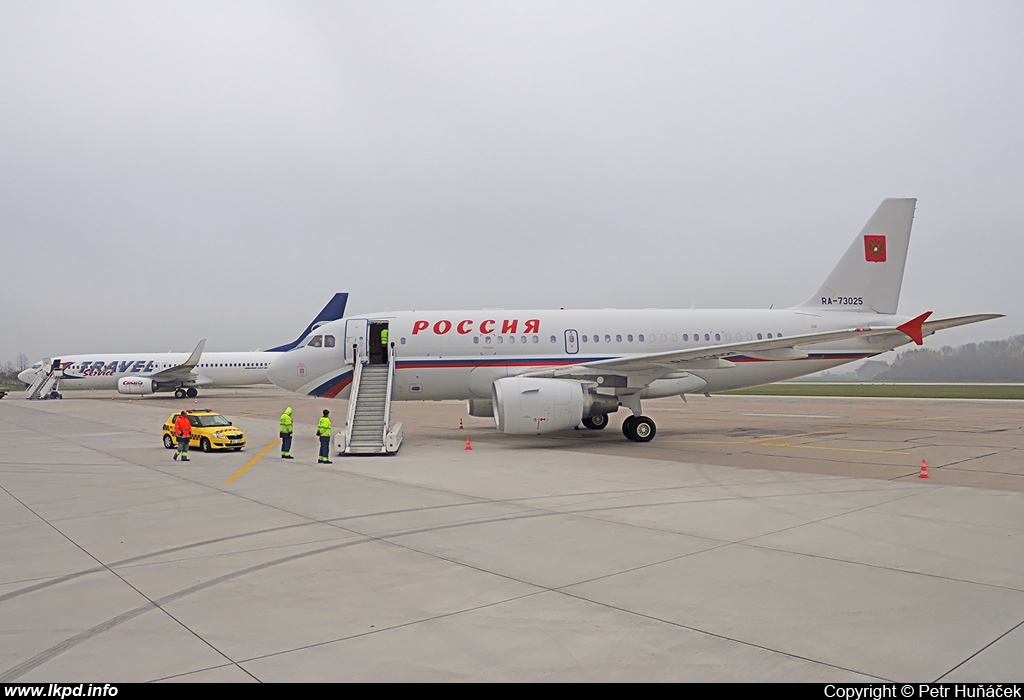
[18,369,34,384]
[267,352,304,392]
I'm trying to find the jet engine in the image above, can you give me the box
[117,377,156,395]
[491,377,618,435]
[466,399,494,418]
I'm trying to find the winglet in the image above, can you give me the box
[182,339,206,368]
[897,312,932,345]
[267,292,349,352]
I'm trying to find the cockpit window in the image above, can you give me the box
[309,335,323,348]
[324,335,335,348]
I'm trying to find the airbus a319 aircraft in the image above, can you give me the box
[267,200,1001,444]
[19,293,348,399]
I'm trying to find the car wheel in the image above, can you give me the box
[163,434,175,449]
[201,437,212,453]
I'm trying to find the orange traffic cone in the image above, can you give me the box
[458,419,464,430]
[919,459,930,479]
[464,437,472,451]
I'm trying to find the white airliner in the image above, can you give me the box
[267,200,1001,442]
[19,293,348,399]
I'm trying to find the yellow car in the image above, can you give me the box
[162,409,246,452]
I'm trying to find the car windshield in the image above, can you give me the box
[189,414,231,427]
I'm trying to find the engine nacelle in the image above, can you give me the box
[466,399,494,418]
[492,377,618,434]
[117,377,156,395]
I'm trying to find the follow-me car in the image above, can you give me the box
[162,409,246,452]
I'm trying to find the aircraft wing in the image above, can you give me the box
[146,339,206,382]
[521,313,1001,385]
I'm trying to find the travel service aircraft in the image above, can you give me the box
[266,200,1001,443]
[19,293,348,399]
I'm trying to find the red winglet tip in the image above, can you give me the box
[897,311,932,345]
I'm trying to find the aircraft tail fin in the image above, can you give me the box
[798,198,916,314]
[267,293,349,352]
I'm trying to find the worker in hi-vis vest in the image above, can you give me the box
[280,407,294,459]
[317,409,332,464]
[381,327,389,362]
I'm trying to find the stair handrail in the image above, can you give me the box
[343,342,365,454]
[381,341,396,449]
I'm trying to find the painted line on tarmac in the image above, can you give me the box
[226,439,278,484]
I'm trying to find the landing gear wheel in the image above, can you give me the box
[582,414,609,430]
[163,434,175,449]
[186,388,198,398]
[622,415,637,439]
[622,415,656,442]
[200,437,212,453]
[174,388,186,399]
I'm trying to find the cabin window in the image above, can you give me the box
[682,334,688,341]
[616,334,622,342]
[402,337,408,345]
[521,336,527,344]
[497,336,504,344]
[582,335,588,343]
[509,336,515,344]
[472,337,478,344]
[704,333,710,341]
[660,334,667,342]
[627,334,633,342]
[604,335,611,343]
[715,333,721,341]
[638,334,644,342]
[549,335,557,343]
[725,333,732,341]
[671,334,678,342]
[777,332,783,338]
[767,333,773,339]
[532,336,539,344]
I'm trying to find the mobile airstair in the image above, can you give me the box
[339,343,402,455]
[25,360,62,400]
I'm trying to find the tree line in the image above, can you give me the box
[0,355,30,387]
[873,335,1024,382]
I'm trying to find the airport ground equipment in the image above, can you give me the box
[339,343,402,455]
[25,359,61,400]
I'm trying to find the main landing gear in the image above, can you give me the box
[174,388,199,399]
[621,415,656,442]
[581,414,609,430]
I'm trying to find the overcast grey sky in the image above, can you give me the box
[2,1,1021,361]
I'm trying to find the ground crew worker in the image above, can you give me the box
[317,409,332,464]
[280,407,294,459]
[173,410,192,462]
[381,327,389,362]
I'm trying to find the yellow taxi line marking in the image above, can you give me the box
[225,440,278,484]
[661,413,984,448]
[767,443,910,455]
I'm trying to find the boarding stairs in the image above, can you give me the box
[25,361,61,400]
[340,345,402,455]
